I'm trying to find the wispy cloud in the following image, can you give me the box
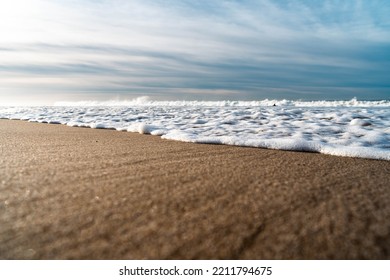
[1,0,389,104]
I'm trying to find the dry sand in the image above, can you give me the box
[0,119,389,259]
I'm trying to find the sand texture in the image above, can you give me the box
[1,120,389,259]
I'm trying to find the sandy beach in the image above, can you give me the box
[0,119,389,259]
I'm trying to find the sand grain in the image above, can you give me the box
[1,120,389,259]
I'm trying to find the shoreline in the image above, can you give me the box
[1,119,390,259]
[2,118,389,162]
[1,104,389,162]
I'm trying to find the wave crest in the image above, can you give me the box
[54,97,390,108]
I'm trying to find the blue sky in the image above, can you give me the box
[1,0,389,104]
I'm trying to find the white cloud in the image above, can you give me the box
[0,0,389,104]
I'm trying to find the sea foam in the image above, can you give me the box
[1,98,389,161]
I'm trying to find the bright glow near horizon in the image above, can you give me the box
[0,0,389,105]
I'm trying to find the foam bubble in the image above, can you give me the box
[126,123,160,134]
[1,99,389,161]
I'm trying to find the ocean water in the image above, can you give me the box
[1,98,389,161]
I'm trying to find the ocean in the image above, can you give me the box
[1,98,389,161]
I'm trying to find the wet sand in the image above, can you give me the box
[0,119,389,259]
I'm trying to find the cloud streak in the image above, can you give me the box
[1,0,389,104]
